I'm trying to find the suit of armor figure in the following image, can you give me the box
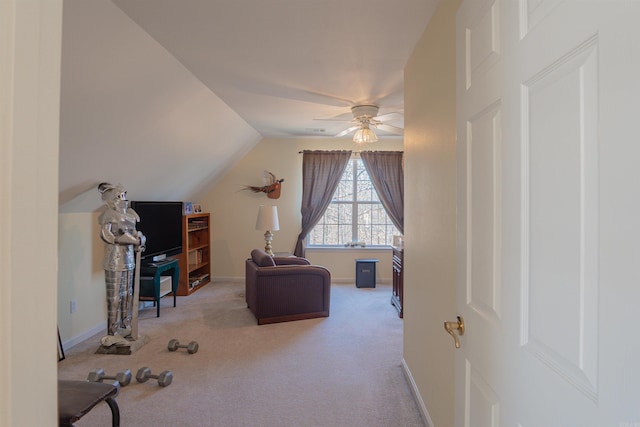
[98,183,145,337]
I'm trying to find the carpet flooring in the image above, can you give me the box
[58,281,425,427]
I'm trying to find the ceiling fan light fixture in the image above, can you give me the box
[353,123,378,144]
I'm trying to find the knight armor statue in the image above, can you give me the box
[97,182,145,337]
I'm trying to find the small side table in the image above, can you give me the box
[140,258,180,317]
[355,259,378,288]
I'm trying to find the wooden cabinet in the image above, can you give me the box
[177,213,210,296]
[391,246,403,318]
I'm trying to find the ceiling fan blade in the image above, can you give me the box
[335,126,360,138]
[374,112,404,122]
[313,117,355,122]
[376,124,404,135]
[313,110,355,122]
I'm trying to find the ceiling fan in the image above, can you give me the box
[315,104,404,143]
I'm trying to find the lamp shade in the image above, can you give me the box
[353,124,378,144]
[255,205,280,231]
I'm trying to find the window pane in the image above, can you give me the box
[334,180,352,201]
[309,158,400,247]
[324,204,339,224]
[356,179,375,201]
[357,204,370,225]
[338,224,351,245]
[309,222,337,245]
[322,224,339,245]
[357,204,399,245]
[371,225,387,245]
[355,159,367,179]
[357,222,399,246]
[357,204,370,242]
[342,160,354,181]
[370,204,386,224]
[356,162,374,201]
[338,203,353,224]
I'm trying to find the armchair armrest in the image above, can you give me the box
[255,264,330,279]
[273,256,311,266]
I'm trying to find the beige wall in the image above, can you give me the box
[200,137,403,282]
[59,0,261,213]
[57,137,403,346]
[0,1,63,425]
[57,212,107,346]
[305,248,392,284]
[403,0,460,426]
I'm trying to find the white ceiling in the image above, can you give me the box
[58,0,439,212]
[112,0,440,139]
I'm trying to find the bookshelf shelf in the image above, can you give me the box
[177,213,211,295]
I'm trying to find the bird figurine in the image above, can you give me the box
[243,171,284,199]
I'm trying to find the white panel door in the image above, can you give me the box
[455,0,640,425]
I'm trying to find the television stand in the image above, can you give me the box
[139,258,179,317]
[146,258,174,267]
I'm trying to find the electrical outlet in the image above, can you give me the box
[70,300,77,314]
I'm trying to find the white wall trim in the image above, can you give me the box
[212,276,245,284]
[332,277,391,285]
[213,276,391,285]
[402,357,434,427]
[62,321,107,351]
[0,4,15,423]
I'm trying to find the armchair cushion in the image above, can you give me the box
[246,249,331,325]
[251,249,276,267]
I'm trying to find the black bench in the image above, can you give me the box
[58,380,120,426]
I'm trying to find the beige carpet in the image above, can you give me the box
[58,281,425,427]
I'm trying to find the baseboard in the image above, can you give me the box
[213,276,391,285]
[331,277,392,285]
[62,321,106,351]
[212,276,244,283]
[401,357,434,427]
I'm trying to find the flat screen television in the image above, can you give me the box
[130,201,183,264]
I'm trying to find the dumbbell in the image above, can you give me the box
[135,367,173,387]
[87,368,132,386]
[167,339,199,354]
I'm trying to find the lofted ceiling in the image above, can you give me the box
[112,0,440,138]
[58,0,439,212]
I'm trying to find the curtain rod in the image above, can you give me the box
[297,150,403,154]
[297,150,353,154]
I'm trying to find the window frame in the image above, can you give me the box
[307,157,399,248]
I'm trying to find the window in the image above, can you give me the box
[308,158,399,247]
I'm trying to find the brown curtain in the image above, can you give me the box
[360,151,404,234]
[294,150,352,257]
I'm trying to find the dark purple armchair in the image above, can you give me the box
[245,249,331,325]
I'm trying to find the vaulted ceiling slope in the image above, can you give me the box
[59,0,261,213]
[59,0,439,212]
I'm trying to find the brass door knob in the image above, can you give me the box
[444,316,465,348]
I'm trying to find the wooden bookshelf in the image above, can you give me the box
[177,213,211,295]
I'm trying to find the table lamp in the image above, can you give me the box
[255,205,279,256]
